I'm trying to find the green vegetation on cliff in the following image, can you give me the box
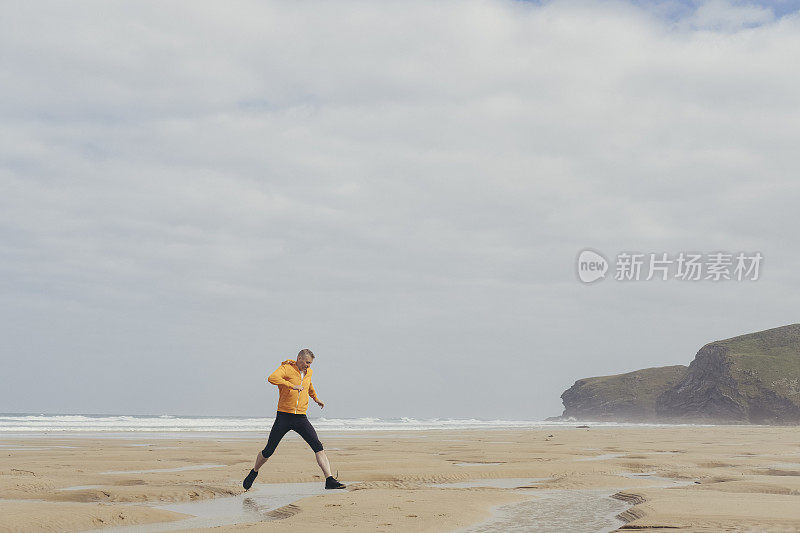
[717,324,800,401]
[558,365,688,422]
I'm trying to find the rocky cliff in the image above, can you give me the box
[656,324,800,424]
[555,324,800,424]
[555,365,688,422]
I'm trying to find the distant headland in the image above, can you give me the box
[549,324,800,425]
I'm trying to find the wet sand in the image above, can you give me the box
[2,426,800,531]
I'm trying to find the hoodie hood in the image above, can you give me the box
[282,359,311,376]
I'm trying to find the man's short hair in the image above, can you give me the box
[298,349,315,360]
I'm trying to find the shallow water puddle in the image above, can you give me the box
[575,451,676,462]
[58,485,104,491]
[756,463,800,471]
[432,478,550,489]
[458,488,630,533]
[429,478,627,532]
[617,471,696,486]
[430,477,552,489]
[641,451,679,455]
[0,445,79,451]
[438,473,695,533]
[575,453,625,461]
[100,464,224,474]
[123,444,183,449]
[92,481,334,532]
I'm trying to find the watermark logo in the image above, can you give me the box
[576,250,763,284]
[576,249,609,284]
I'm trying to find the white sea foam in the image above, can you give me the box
[0,414,710,433]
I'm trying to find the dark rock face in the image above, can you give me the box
[556,366,688,422]
[655,343,747,422]
[556,324,800,425]
[656,324,800,424]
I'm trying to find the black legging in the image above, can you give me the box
[261,411,324,458]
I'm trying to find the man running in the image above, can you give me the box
[243,349,346,490]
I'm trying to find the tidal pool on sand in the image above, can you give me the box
[457,488,630,533]
[93,481,334,532]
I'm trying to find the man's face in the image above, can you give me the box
[297,356,312,372]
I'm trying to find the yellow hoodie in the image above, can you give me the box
[268,359,320,415]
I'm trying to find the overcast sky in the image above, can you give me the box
[2,0,799,420]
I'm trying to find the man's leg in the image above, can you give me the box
[252,450,268,472]
[315,449,332,478]
[244,413,291,490]
[293,415,345,489]
[258,413,292,470]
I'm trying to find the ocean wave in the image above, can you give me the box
[0,414,701,433]
[0,414,551,432]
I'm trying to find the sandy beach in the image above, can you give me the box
[2,426,800,532]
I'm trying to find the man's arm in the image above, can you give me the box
[309,382,324,407]
[308,381,319,401]
[267,365,296,388]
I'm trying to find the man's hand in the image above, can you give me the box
[316,400,325,408]
[293,385,303,391]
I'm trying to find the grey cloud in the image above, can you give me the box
[1,0,799,418]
